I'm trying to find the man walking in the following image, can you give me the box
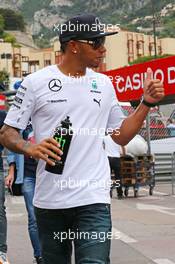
[5,121,43,264]
[104,134,125,199]
[0,14,164,264]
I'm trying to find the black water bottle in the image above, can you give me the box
[45,116,73,174]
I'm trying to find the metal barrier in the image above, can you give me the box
[154,152,175,195]
[154,153,172,181]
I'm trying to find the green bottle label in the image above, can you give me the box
[55,135,66,151]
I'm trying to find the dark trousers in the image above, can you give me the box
[35,203,111,264]
[108,157,123,197]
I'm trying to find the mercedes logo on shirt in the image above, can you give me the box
[48,79,62,92]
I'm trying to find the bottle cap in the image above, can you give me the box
[61,116,72,128]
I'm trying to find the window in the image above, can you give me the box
[44,60,51,66]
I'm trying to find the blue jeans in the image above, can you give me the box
[35,203,112,264]
[0,162,7,253]
[22,176,41,258]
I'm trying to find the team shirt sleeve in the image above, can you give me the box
[106,80,126,132]
[4,76,36,130]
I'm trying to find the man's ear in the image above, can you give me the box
[68,40,79,54]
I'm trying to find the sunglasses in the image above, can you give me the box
[76,37,105,49]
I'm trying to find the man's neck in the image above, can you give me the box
[58,57,87,77]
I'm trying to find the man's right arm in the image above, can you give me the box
[0,124,31,154]
[0,124,63,166]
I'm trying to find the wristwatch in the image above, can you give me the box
[140,96,156,108]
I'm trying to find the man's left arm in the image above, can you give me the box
[112,68,164,146]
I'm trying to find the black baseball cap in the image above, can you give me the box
[59,14,119,43]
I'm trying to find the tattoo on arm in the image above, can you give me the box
[13,136,24,146]
[0,125,32,154]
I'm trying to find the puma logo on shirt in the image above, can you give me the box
[93,98,101,107]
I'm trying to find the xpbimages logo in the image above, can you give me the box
[53,229,121,243]
[53,178,121,191]
[55,127,121,138]
[53,17,120,35]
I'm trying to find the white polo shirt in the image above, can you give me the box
[104,135,120,158]
[5,65,125,209]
